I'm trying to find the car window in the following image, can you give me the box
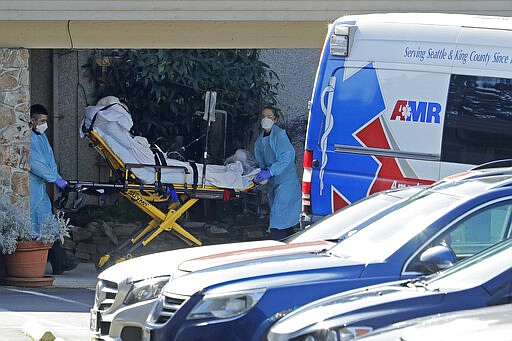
[442,74,512,164]
[450,201,512,257]
[426,238,512,290]
[328,191,460,263]
[288,187,422,243]
[288,195,397,243]
[405,200,512,273]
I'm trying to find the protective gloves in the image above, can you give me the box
[165,186,179,202]
[54,178,68,190]
[255,169,272,183]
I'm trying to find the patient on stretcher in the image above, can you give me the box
[80,96,258,190]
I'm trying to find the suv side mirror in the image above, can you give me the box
[419,245,456,273]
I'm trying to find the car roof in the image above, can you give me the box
[426,170,512,197]
[378,162,512,200]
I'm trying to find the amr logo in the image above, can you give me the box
[390,100,441,124]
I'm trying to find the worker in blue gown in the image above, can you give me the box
[254,106,301,240]
[30,104,77,275]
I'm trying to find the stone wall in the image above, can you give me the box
[0,48,30,210]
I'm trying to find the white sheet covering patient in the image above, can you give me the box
[80,96,256,190]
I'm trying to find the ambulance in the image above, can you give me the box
[301,13,512,226]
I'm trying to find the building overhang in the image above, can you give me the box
[1,1,512,48]
[0,20,331,49]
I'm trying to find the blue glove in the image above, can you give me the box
[165,186,179,202]
[255,170,272,183]
[250,187,260,194]
[54,178,68,190]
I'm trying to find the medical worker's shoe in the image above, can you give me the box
[52,260,79,275]
[52,267,65,275]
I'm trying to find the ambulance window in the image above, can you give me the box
[441,74,512,165]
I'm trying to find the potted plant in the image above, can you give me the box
[0,196,70,281]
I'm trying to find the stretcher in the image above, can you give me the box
[63,101,259,270]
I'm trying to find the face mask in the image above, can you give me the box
[35,122,48,134]
[261,117,274,130]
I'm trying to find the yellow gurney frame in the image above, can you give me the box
[71,129,255,270]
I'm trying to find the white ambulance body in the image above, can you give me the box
[302,13,512,226]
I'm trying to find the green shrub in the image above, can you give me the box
[84,49,279,158]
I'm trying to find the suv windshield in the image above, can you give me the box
[329,191,460,262]
[289,187,423,244]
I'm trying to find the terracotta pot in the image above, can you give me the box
[4,241,53,278]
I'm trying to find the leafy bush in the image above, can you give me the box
[37,210,71,245]
[0,196,70,254]
[0,197,34,254]
[84,49,280,160]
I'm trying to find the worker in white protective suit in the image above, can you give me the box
[254,106,301,240]
[30,104,78,275]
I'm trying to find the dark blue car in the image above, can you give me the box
[147,168,512,341]
[266,237,512,341]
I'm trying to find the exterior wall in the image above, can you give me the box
[54,51,98,185]
[2,1,512,48]
[0,49,30,210]
[2,0,512,21]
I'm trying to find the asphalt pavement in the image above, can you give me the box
[50,262,99,289]
[0,262,99,341]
